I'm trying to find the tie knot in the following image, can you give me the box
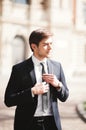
[40,62,44,66]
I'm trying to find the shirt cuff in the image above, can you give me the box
[56,82,62,92]
[31,89,35,97]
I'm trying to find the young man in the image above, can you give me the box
[4,28,69,130]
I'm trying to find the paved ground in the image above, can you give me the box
[60,79,86,130]
[0,75,86,130]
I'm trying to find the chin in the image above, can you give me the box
[46,55,51,58]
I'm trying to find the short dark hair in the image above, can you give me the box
[29,28,53,51]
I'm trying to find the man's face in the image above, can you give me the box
[32,37,52,60]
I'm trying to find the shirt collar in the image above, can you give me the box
[32,55,47,66]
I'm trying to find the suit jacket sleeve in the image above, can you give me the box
[56,63,69,102]
[4,66,35,107]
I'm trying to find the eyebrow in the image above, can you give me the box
[42,42,52,44]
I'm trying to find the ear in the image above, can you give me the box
[31,43,37,51]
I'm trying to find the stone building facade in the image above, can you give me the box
[0,0,86,80]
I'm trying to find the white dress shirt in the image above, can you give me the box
[32,55,53,117]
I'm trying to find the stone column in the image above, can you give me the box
[30,0,42,24]
[72,34,86,78]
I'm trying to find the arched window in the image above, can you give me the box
[12,35,26,64]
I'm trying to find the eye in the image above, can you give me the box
[49,42,52,45]
[43,44,47,46]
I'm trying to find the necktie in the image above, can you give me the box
[40,63,46,80]
[40,63,48,111]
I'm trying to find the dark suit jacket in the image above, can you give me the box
[4,57,69,130]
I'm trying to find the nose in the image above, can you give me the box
[48,43,52,50]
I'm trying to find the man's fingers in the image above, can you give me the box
[33,83,49,95]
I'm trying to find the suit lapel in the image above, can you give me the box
[30,69,36,85]
[26,57,36,86]
[47,59,56,98]
[47,59,53,74]
[47,59,54,93]
[27,57,38,103]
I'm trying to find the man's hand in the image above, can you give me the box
[31,82,49,95]
[42,74,62,90]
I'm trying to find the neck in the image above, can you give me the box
[33,54,46,61]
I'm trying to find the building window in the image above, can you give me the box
[13,0,31,4]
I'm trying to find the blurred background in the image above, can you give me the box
[0,0,86,130]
